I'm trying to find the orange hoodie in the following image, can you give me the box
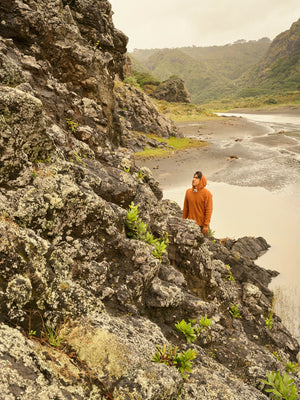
[182,174,213,228]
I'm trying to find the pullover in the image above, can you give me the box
[182,174,213,228]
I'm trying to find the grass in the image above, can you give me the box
[153,91,300,120]
[134,135,207,159]
[153,99,217,122]
[198,91,300,112]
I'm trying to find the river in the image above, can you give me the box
[139,110,300,343]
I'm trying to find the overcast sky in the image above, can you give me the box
[109,0,300,51]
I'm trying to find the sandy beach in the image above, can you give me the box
[136,105,300,341]
[138,106,300,190]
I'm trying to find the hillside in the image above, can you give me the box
[237,18,300,96]
[131,39,271,103]
[131,19,300,104]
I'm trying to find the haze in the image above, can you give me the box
[110,0,300,51]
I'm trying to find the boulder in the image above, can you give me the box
[151,76,191,103]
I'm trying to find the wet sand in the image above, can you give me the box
[136,105,300,341]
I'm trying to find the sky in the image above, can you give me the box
[109,0,300,51]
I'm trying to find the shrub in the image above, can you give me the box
[175,320,197,343]
[261,371,299,400]
[43,324,65,348]
[285,362,299,374]
[66,118,78,133]
[176,317,212,343]
[152,344,197,379]
[125,202,168,259]
[229,304,242,319]
[225,264,235,281]
[123,74,140,88]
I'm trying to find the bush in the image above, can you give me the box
[261,371,299,400]
[125,202,169,260]
[152,344,197,379]
[123,75,140,88]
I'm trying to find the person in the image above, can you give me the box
[182,171,213,235]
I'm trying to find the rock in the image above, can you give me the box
[151,76,191,103]
[115,82,178,138]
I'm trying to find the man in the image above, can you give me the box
[183,171,213,235]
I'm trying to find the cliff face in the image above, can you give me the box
[151,76,191,103]
[0,2,299,399]
[239,18,300,93]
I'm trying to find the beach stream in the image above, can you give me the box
[137,110,300,343]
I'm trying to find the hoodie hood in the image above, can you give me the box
[194,174,207,190]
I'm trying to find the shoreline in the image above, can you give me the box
[225,104,300,116]
[137,107,300,191]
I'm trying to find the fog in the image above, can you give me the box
[109,0,300,51]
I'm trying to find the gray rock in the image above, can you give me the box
[151,76,191,103]
[115,82,178,138]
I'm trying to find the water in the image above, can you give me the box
[162,112,300,342]
[164,181,300,342]
[217,112,300,134]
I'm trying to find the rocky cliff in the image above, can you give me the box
[0,1,299,399]
[151,76,191,103]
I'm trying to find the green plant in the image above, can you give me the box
[193,315,212,335]
[225,264,235,281]
[32,171,38,180]
[152,344,177,366]
[208,228,215,237]
[125,202,169,259]
[175,348,198,379]
[152,239,168,260]
[266,296,275,330]
[261,371,299,400]
[266,317,274,330]
[176,317,212,343]
[273,351,283,362]
[229,304,242,319]
[43,324,65,348]
[69,151,86,166]
[134,221,148,240]
[137,170,145,180]
[66,118,78,133]
[152,344,197,379]
[125,202,140,234]
[285,362,299,374]
[124,167,130,173]
[94,40,102,50]
[144,231,157,245]
[175,320,197,343]
[123,74,140,88]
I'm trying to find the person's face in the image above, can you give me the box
[192,174,200,187]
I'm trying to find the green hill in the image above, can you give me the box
[237,18,300,96]
[130,39,271,103]
[130,20,300,104]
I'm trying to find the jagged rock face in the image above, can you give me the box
[151,76,191,103]
[0,0,127,149]
[0,1,299,399]
[115,82,178,138]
